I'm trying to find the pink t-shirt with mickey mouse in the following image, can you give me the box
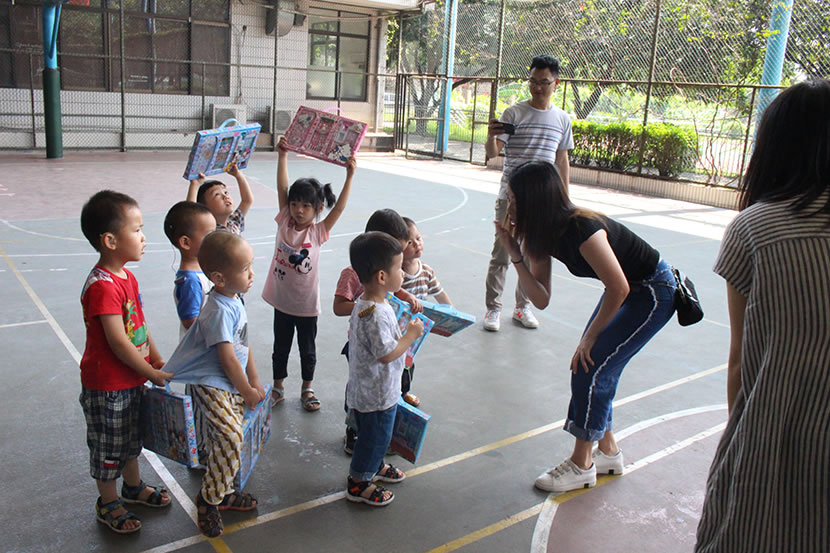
[261,207,330,316]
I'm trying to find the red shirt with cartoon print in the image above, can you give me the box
[80,266,150,391]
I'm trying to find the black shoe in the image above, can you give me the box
[344,427,356,455]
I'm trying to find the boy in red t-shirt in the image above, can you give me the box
[79,190,173,534]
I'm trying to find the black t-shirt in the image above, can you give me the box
[552,214,659,281]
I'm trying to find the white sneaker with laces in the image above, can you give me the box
[483,310,501,331]
[512,306,539,329]
[593,449,624,475]
[534,458,597,492]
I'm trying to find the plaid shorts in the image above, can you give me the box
[79,386,143,481]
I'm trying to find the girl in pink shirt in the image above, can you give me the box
[262,137,355,411]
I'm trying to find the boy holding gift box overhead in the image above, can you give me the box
[79,191,173,535]
[345,231,424,507]
[162,231,266,537]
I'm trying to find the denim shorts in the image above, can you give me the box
[348,404,397,482]
[564,259,676,442]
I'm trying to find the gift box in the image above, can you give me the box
[234,384,273,490]
[140,384,199,468]
[283,106,368,166]
[386,293,434,364]
[418,299,476,337]
[389,397,431,463]
[183,120,261,180]
[141,384,272,489]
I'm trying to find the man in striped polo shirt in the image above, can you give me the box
[483,54,574,332]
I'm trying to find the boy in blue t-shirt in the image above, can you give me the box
[163,201,217,466]
[164,201,217,336]
[163,231,266,537]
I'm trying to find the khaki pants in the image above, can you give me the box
[485,198,529,312]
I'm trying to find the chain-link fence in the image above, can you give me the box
[394,0,829,185]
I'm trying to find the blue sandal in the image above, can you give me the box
[96,497,141,534]
[121,480,170,508]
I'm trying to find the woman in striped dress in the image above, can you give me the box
[695,79,830,552]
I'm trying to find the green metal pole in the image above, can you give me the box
[42,1,63,159]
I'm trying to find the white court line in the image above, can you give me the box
[0,244,200,533]
[0,319,48,329]
[530,404,727,553]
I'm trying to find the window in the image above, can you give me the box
[0,0,230,95]
[306,8,369,102]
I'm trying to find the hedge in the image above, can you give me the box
[572,120,698,177]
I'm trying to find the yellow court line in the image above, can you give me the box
[0,245,234,553]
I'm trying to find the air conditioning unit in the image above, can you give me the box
[211,104,247,128]
[274,109,294,134]
[265,0,304,37]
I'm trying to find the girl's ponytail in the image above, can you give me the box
[321,183,336,209]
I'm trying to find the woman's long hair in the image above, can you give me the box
[741,79,830,213]
[508,161,600,259]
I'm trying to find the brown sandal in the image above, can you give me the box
[196,493,224,538]
[218,491,258,511]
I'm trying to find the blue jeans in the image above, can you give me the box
[565,259,676,442]
[349,404,397,482]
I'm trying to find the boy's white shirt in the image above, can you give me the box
[346,297,404,413]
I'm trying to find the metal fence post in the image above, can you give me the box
[201,62,206,129]
[29,52,37,149]
[737,86,757,189]
[272,0,280,150]
[636,0,662,174]
[119,0,127,152]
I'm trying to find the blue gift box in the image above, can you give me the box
[183,120,261,181]
[141,384,272,489]
[390,397,431,463]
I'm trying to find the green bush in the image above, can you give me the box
[572,120,697,177]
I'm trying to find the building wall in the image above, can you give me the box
[0,0,390,150]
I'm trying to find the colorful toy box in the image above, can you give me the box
[389,397,431,463]
[283,106,368,166]
[418,300,476,337]
[386,293,435,365]
[183,119,261,180]
[141,384,272,489]
[140,384,199,468]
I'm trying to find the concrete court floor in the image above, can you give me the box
[0,150,736,553]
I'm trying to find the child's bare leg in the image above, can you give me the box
[96,478,140,532]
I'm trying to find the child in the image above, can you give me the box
[345,231,424,507]
[188,161,253,234]
[334,208,421,453]
[262,136,355,410]
[162,231,266,538]
[163,200,217,466]
[401,217,452,306]
[163,201,217,335]
[79,190,173,534]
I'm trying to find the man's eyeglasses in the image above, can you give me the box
[528,78,556,87]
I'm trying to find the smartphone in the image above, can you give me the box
[500,121,515,135]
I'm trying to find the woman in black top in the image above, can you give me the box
[496,160,677,493]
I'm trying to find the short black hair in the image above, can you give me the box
[402,216,416,228]
[164,201,213,248]
[529,55,560,77]
[197,230,246,276]
[365,209,409,241]
[350,231,403,284]
[196,180,225,205]
[80,190,139,251]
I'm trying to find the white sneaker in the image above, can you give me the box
[593,449,624,475]
[483,310,501,331]
[534,458,597,492]
[512,306,539,329]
